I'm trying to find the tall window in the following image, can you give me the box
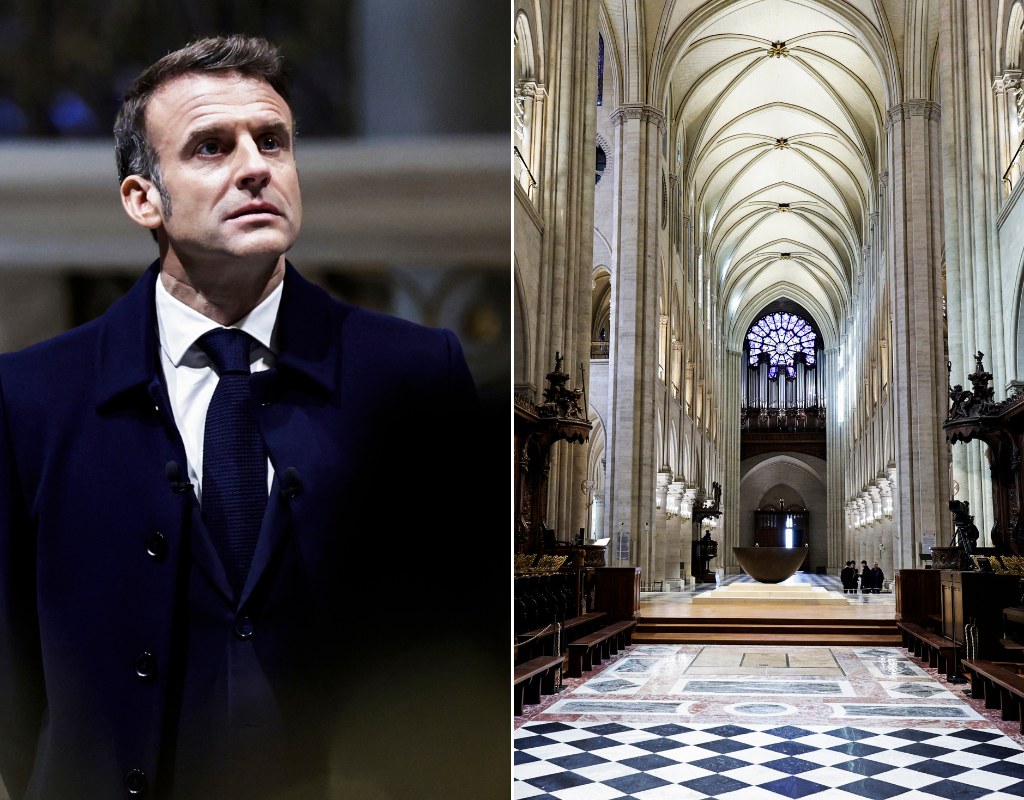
[784,515,793,548]
[597,34,604,106]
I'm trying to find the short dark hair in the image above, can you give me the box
[113,35,290,222]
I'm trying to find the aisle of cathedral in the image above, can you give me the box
[515,0,1024,794]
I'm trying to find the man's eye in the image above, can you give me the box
[260,136,281,151]
[197,141,221,156]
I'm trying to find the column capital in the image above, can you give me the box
[884,100,940,129]
[611,103,666,131]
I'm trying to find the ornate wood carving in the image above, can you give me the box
[514,353,592,555]
[943,352,1024,555]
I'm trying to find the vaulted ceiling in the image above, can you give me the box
[667,0,888,345]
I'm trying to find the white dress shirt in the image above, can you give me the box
[154,274,283,504]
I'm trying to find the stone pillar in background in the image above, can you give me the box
[886,100,952,564]
[876,476,894,579]
[654,471,671,585]
[682,487,697,580]
[722,348,742,574]
[868,485,883,567]
[666,481,686,587]
[825,346,844,572]
[939,0,1005,543]
[605,103,664,569]
[591,494,604,542]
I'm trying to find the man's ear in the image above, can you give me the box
[120,175,164,231]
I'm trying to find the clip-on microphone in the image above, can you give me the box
[165,461,193,494]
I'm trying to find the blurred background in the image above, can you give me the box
[0,0,507,407]
[0,2,508,798]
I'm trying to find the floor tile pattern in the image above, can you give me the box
[515,722,1024,799]
[515,641,1024,798]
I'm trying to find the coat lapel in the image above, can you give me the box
[238,264,342,608]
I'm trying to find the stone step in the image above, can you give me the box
[633,632,904,646]
[637,623,896,635]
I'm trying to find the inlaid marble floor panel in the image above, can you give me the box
[515,643,1024,799]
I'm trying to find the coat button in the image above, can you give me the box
[234,615,255,639]
[145,532,167,560]
[134,652,157,680]
[125,768,148,795]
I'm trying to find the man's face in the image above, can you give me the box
[144,71,302,263]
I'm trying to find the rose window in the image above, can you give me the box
[746,312,817,378]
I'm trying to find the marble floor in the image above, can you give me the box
[641,574,896,606]
[514,643,1024,799]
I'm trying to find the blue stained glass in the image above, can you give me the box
[597,34,604,106]
[746,311,817,379]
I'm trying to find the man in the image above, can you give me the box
[840,560,855,594]
[871,561,885,594]
[0,36,491,800]
[860,560,872,594]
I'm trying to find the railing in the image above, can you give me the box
[513,146,537,199]
[590,341,609,359]
[1004,137,1024,198]
[741,406,826,432]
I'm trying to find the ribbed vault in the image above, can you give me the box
[667,0,886,341]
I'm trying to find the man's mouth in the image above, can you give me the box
[228,203,282,219]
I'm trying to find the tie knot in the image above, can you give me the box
[197,328,253,375]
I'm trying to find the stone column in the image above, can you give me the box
[886,100,952,565]
[825,346,844,572]
[876,476,894,580]
[654,471,672,585]
[666,481,686,588]
[605,103,664,568]
[523,0,598,542]
[868,484,883,568]
[938,0,1003,541]
[592,494,604,542]
[722,348,742,574]
[682,487,697,581]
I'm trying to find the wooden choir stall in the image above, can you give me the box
[513,355,640,715]
[895,354,1024,687]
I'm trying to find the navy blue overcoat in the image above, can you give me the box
[0,261,477,799]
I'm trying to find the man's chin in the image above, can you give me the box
[221,232,296,263]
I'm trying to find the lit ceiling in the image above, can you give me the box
[667,0,887,341]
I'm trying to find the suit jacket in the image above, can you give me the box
[840,566,854,586]
[0,262,481,799]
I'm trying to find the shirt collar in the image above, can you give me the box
[155,271,283,367]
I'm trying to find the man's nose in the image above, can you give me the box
[235,136,272,191]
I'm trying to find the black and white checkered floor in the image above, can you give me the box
[515,721,1024,799]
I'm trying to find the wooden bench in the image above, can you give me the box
[564,612,607,644]
[962,660,1024,732]
[515,612,608,665]
[514,654,566,715]
[566,620,636,678]
[897,620,958,680]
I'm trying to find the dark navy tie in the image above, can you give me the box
[198,328,267,596]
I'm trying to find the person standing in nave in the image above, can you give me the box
[840,560,855,593]
[860,560,872,594]
[871,561,884,594]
